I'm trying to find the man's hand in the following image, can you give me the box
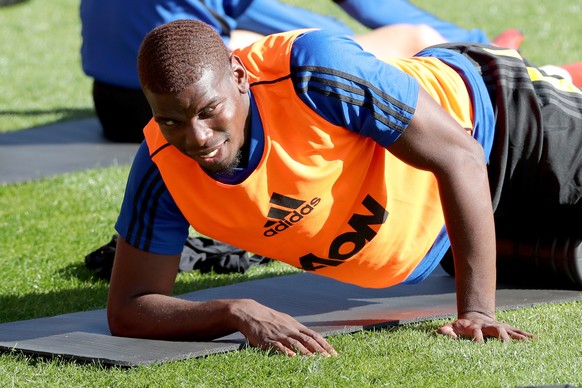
[437,311,537,342]
[232,299,338,357]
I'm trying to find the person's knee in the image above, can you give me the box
[413,24,448,49]
[228,30,265,51]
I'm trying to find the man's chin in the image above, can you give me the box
[201,150,242,176]
[202,164,237,176]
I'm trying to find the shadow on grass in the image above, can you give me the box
[171,265,299,295]
[0,348,108,370]
[0,107,96,128]
[0,0,29,6]
[59,259,297,296]
[0,262,295,324]
[0,109,105,146]
[0,263,110,324]
[57,261,104,283]
[0,287,108,324]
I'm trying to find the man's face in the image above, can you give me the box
[144,56,250,174]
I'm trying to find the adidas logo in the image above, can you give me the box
[263,192,321,237]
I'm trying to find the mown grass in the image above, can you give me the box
[0,0,94,132]
[1,0,581,386]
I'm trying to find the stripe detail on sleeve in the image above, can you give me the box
[126,164,168,251]
[293,65,414,134]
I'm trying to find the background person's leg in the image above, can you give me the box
[236,0,354,36]
[228,29,266,50]
[334,0,490,43]
[92,81,152,143]
[236,0,447,58]
[354,24,447,58]
[0,0,28,6]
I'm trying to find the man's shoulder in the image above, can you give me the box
[233,30,312,83]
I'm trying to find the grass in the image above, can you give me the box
[0,0,94,132]
[0,167,301,321]
[1,0,581,386]
[0,302,580,386]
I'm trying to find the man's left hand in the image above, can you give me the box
[437,311,537,342]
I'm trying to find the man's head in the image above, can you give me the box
[138,20,251,174]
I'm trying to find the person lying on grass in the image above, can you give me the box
[108,19,582,356]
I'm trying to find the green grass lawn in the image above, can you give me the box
[1,0,581,386]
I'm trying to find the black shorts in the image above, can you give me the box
[437,43,582,235]
[92,80,152,143]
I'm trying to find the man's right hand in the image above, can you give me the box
[230,299,338,357]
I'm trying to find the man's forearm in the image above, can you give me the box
[108,294,243,341]
[436,150,497,318]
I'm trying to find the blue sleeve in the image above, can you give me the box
[416,46,495,162]
[221,0,255,18]
[236,0,353,36]
[290,30,419,147]
[115,142,190,255]
[335,0,489,44]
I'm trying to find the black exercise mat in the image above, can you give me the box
[1,268,580,367]
[0,118,139,184]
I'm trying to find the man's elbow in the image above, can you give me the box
[107,301,139,338]
[448,137,487,176]
[464,139,488,176]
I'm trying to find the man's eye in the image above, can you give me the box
[161,120,176,126]
[199,106,216,118]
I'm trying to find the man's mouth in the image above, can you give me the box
[200,148,219,158]
[198,139,226,160]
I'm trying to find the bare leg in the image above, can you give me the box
[229,29,266,51]
[354,24,447,58]
[230,24,449,59]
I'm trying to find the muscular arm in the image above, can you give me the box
[107,236,337,355]
[388,88,534,341]
[288,31,532,340]
[107,236,239,340]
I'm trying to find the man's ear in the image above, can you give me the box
[230,54,250,94]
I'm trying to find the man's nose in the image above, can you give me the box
[185,120,213,147]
